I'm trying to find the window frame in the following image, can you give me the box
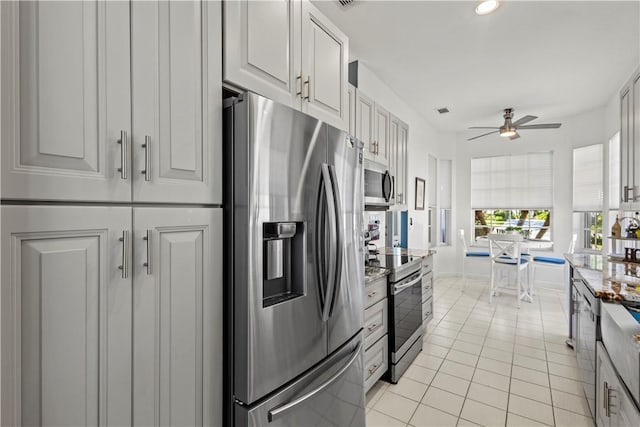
[472,208,554,248]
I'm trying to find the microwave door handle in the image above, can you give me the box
[267,341,362,422]
[382,171,393,202]
[327,165,343,317]
[321,164,337,322]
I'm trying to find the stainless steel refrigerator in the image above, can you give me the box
[224,92,366,426]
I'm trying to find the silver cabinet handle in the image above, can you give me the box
[367,291,377,298]
[118,230,130,278]
[143,230,152,275]
[296,75,303,96]
[141,135,151,181]
[368,363,380,375]
[268,341,361,422]
[624,185,635,202]
[117,130,128,179]
[367,323,379,333]
[303,76,310,101]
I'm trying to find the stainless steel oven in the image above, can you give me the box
[388,261,423,383]
[364,159,393,208]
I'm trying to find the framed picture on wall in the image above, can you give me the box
[415,177,425,210]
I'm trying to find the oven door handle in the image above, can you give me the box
[392,273,423,295]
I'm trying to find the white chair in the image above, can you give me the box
[528,234,577,293]
[488,233,531,307]
[459,229,490,280]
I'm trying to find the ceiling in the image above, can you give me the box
[312,0,640,133]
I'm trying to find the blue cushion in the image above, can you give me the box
[533,256,565,265]
[466,251,490,257]
[497,256,529,265]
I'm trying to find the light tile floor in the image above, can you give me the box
[366,277,594,427]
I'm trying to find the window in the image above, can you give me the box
[471,152,553,242]
[572,144,603,251]
[474,209,552,241]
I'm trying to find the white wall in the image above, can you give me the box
[356,62,456,274]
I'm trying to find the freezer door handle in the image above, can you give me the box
[320,164,338,322]
[327,164,343,317]
[267,341,362,422]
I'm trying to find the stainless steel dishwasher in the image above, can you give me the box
[574,275,600,421]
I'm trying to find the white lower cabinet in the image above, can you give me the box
[596,342,640,427]
[422,255,434,326]
[363,275,388,393]
[1,205,222,426]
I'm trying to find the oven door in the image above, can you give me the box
[389,270,423,358]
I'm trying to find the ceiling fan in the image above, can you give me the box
[467,108,562,141]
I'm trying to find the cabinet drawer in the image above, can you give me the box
[364,277,387,309]
[364,335,388,393]
[422,272,433,302]
[422,297,433,324]
[364,299,388,349]
[422,255,433,273]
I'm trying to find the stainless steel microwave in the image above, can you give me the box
[364,158,393,208]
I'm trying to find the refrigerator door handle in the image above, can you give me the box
[320,164,337,322]
[315,174,328,310]
[267,341,362,422]
[327,165,343,317]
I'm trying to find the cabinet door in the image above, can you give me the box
[132,1,221,204]
[398,121,409,206]
[621,87,632,205]
[375,104,390,167]
[300,0,348,131]
[133,207,222,426]
[389,114,400,203]
[223,0,300,109]
[633,73,640,203]
[1,1,131,202]
[1,206,132,426]
[348,84,356,135]
[356,91,376,160]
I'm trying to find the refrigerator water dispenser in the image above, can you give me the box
[262,222,305,307]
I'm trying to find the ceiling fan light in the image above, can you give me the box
[476,0,500,15]
[500,128,516,137]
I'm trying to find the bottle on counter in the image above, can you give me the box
[612,215,622,238]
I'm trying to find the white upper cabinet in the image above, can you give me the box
[374,103,390,167]
[224,0,349,131]
[300,0,348,130]
[620,68,640,208]
[1,0,221,204]
[223,0,300,109]
[1,205,132,426]
[132,0,221,204]
[1,1,131,202]
[356,91,376,161]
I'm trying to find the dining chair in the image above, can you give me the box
[528,234,577,294]
[488,233,530,307]
[459,229,490,280]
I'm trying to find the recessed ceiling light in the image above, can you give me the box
[476,0,500,15]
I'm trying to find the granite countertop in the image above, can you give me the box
[377,247,437,257]
[364,266,390,284]
[565,253,640,302]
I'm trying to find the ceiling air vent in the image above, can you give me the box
[437,107,450,114]
[338,0,356,7]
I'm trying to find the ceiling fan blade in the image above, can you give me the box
[509,132,521,141]
[467,130,499,141]
[468,126,500,129]
[517,123,562,129]
[512,115,538,127]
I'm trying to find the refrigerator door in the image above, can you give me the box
[231,93,328,404]
[235,334,365,427]
[326,126,365,354]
